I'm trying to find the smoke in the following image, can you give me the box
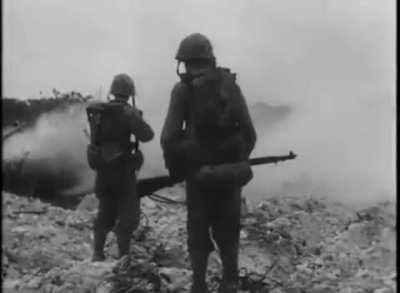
[1,94,395,206]
[2,100,166,197]
[246,96,395,206]
[3,103,95,195]
[3,0,395,205]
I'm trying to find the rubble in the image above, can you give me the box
[2,190,396,292]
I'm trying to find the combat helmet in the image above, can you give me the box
[175,33,215,61]
[110,73,135,98]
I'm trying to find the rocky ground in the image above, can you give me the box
[2,187,396,293]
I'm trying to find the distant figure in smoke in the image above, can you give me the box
[161,34,256,292]
[86,74,154,261]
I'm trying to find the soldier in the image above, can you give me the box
[161,34,257,293]
[86,74,154,261]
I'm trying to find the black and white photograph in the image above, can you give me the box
[2,0,396,292]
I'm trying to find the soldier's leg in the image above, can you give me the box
[115,175,140,258]
[212,187,242,293]
[93,185,117,261]
[186,181,215,293]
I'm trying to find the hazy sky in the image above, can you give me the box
[3,0,395,106]
[3,0,396,203]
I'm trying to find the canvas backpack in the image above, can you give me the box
[86,102,137,170]
[186,67,247,164]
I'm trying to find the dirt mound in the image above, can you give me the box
[2,189,396,292]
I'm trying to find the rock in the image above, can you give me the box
[2,192,396,293]
[96,281,113,293]
[286,287,304,293]
[159,267,191,291]
[26,276,43,289]
[314,257,324,266]
[240,230,249,239]
[344,222,377,248]
[295,263,312,274]
[76,194,98,212]
[5,266,20,279]
[2,279,20,290]
[155,246,188,268]
[310,284,336,293]
[267,217,291,228]
[380,227,396,251]
[373,288,393,293]
[3,254,9,267]
[242,216,258,225]
[270,288,283,293]
[11,225,32,234]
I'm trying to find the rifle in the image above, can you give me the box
[137,151,297,197]
[249,150,297,165]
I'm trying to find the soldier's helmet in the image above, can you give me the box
[175,33,215,61]
[110,74,135,98]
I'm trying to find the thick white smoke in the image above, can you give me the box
[1,94,395,206]
[2,101,164,196]
[3,104,95,195]
[3,0,395,206]
[246,96,395,207]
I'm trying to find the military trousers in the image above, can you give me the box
[94,165,140,239]
[186,180,241,264]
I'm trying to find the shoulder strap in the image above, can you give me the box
[86,102,106,145]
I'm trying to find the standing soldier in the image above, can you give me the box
[161,34,257,293]
[86,74,154,261]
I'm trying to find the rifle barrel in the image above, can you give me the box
[249,152,296,166]
[249,156,280,166]
[137,175,176,197]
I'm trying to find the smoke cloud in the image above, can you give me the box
[3,0,395,205]
[3,104,95,196]
[247,97,395,206]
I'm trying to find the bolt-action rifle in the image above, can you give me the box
[137,151,297,197]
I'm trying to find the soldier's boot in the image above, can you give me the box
[190,250,209,293]
[218,247,239,293]
[92,229,107,262]
[116,231,131,259]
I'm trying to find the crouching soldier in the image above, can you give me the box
[161,34,257,292]
[86,73,154,261]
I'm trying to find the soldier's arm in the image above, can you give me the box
[235,86,257,157]
[160,83,188,151]
[127,107,154,142]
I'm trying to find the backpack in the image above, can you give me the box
[86,102,137,170]
[186,67,247,164]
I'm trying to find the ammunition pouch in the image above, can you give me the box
[192,161,253,188]
[87,143,143,171]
